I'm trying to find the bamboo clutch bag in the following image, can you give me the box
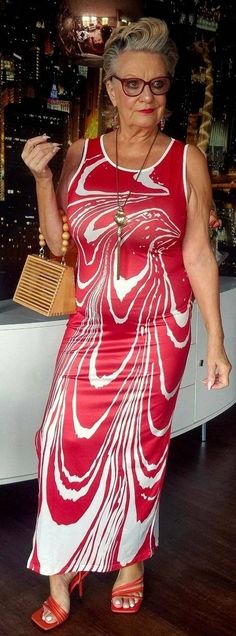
[13,213,76,316]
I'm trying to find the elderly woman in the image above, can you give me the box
[22,17,231,630]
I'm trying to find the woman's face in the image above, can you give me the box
[106,50,169,130]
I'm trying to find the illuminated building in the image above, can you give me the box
[0,0,235,299]
[47,98,71,114]
[0,99,69,296]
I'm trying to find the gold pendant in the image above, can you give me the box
[114,207,127,229]
[114,208,127,279]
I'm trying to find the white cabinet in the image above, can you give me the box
[195,287,236,423]
[180,343,196,388]
[172,281,236,438]
[172,384,196,435]
[0,278,235,484]
[0,310,66,484]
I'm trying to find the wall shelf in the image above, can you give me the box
[212,183,236,190]
[211,176,236,190]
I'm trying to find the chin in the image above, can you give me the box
[136,115,158,126]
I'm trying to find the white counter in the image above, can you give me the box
[172,277,236,436]
[0,277,235,485]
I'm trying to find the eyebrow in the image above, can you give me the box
[115,75,168,79]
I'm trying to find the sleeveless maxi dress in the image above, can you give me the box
[28,136,193,575]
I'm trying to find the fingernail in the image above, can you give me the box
[43,133,50,137]
[208,381,212,390]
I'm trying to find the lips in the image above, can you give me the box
[138,109,155,113]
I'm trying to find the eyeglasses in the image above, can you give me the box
[112,75,171,96]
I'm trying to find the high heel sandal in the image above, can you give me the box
[31,572,88,631]
[111,575,144,614]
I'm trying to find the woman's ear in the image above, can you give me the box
[106,79,117,107]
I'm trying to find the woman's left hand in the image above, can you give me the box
[202,341,232,390]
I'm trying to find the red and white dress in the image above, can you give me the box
[28,136,193,575]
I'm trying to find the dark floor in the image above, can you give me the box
[0,406,236,636]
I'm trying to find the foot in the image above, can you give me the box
[42,572,76,626]
[112,562,144,610]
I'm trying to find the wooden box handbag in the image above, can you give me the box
[13,214,76,316]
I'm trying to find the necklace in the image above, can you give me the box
[114,127,159,279]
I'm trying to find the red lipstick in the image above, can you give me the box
[139,109,154,113]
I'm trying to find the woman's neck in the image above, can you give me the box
[102,126,170,170]
[117,124,159,146]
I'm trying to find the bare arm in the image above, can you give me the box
[182,144,231,389]
[21,135,84,255]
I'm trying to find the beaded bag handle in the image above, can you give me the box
[38,213,70,265]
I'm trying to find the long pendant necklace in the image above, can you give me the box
[114,127,159,279]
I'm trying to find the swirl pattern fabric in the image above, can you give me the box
[28,137,193,575]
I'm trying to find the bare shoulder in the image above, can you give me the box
[59,138,85,183]
[185,144,212,220]
[186,144,210,183]
[56,138,85,208]
[64,138,85,171]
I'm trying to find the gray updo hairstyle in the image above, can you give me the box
[103,17,179,82]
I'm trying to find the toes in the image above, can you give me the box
[112,594,142,610]
[113,597,122,607]
[42,609,57,624]
[112,596,132,609]
[128,596,142,608]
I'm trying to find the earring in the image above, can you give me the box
[160,117,165,131]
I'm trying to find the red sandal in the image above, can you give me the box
[111,575,144,614]
[31,572,88,631]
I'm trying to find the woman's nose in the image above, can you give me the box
[140,85,153,101]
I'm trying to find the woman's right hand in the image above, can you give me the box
[21,134,61,181]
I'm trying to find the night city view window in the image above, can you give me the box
[0,0,88,300]
[1,0,236,300]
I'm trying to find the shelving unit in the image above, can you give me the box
[211,176,236,190]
